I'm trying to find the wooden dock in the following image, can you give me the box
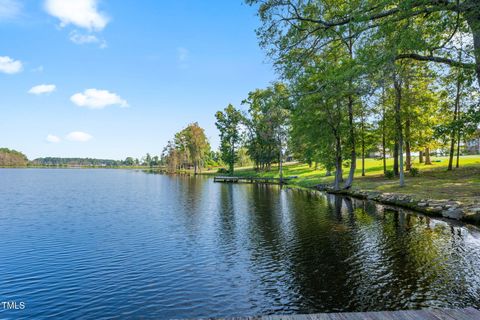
[213,176,291,184]
[207,308,480,319]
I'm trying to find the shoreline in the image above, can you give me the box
[207,172,480,226]
[316,185,480,225]
[154,166,480,226]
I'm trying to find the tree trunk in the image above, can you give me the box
[361,115,366,177]
[404,76,411,172]
[393,74,405,187]
[393,142,399,176]
[456,55,463,169]
[419,151,424,163]
[361,144,365,176]
[382,104,387,174]
[230,146,235,175]
[344,30,356,189]
[448,129,457,171]
[425,147,432,165]
[405,116,411,171]
[456,131,461,168]
[382,140,387,174]
[279,156,283,183]
[344,95,356,189]
[448,67,462,170]
[334,134,343,191]
[278,139,283,184]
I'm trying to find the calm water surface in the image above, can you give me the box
[0,169,479,319]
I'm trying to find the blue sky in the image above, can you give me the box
[0,0,274,160]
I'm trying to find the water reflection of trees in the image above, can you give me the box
[241,184,296,313]
[338,196,480,311]
[176,175,207,236]
[217,183,238,247]
[275,192,356,312]
[240,189,480,313]
[184,178,480,313]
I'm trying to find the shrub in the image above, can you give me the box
[384,170,395,179]
[217,168,229,174]
[410,167,419,177]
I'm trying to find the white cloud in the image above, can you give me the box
[29,84,56,95]
[69,31,107,48]
[70,88,128,109]
[32,65,44,73]
[0,56,22,74]
[0,0,22,20]
[46,134,61,143]
[66,131,93,142]
[70,31,99,44]
[44,0,109,31]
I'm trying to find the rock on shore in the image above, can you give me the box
[315,184,480,224]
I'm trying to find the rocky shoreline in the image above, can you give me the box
[315,185,480,225]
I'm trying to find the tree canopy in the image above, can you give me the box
[161,122,212,174]
[0,148,28,167]
[223,0,480,190]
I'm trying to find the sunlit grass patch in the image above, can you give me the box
[225,155,480,204]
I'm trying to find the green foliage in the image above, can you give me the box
[243,0,480,189]
[215,104,243,174]
[0,148,28,167]
[236,147,253,168]
[124,157,135,166]
[182,122,211,173]
[229,157,480,206]
[161,122,211,173]
[31,157,125,167]
[385,170,395,180]
[241,83,290,171]
[410,167,420,177]
[143,153,152,166]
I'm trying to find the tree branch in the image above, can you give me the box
[285,0,460,29]
[396,53,475,69]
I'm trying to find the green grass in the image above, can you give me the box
[214,155,480,204]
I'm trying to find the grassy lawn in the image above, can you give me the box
[218,155,480,204]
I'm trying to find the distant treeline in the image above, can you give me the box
[30,155,165,167]
[0,147,168,168]
[0,148,29,167]
[31,157,127,167]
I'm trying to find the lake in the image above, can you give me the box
[1,169,479,319]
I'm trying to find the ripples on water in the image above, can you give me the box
[0,169,479,319]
